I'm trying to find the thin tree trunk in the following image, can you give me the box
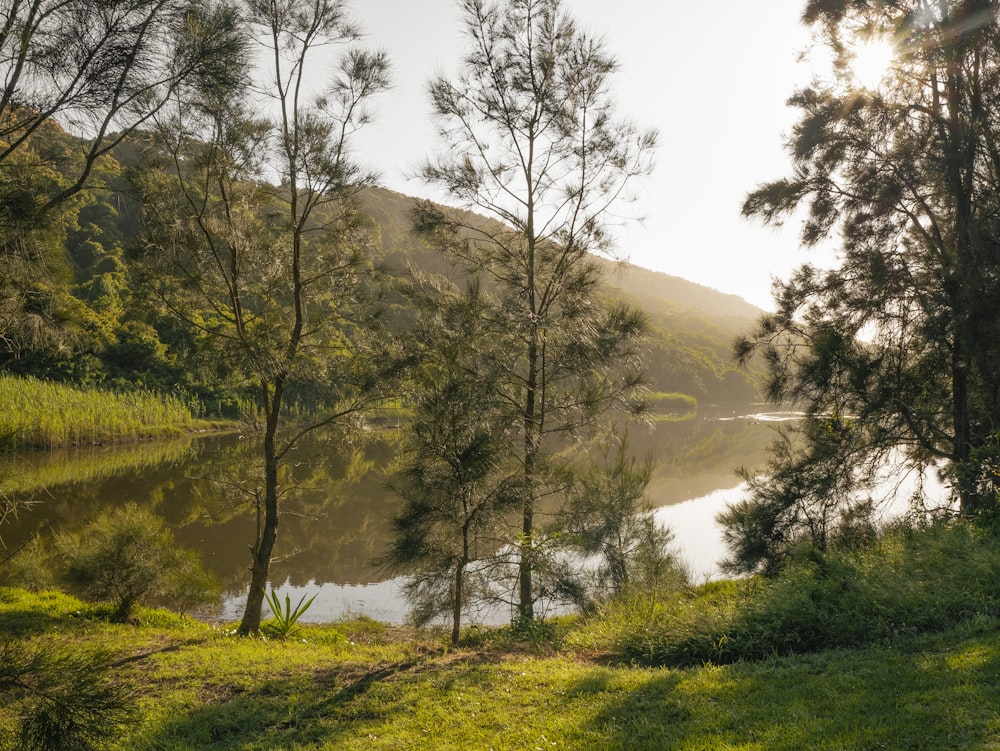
[452,562,464,646]
[953,336,978,515]
[518,335,539,624]
[942,24,980,517]
[238,410,281,634]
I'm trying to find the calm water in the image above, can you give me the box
[0,408,788,623]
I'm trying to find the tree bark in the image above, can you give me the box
[238,414,281,635]
[452,562,464,645]
[518,333,539,624]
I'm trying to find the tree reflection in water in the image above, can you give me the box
[0,409,780,622]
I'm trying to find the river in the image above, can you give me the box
[0,407,791,624]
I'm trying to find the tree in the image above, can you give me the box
[384,280,521,644]
[416,0,655,623]
[562,429,686,607]
[0,1,243,369]
[1,640,134,751]
[718,417,880,576]
[136,0,392,634]
[733,1,1000,568]
[0,0,242,212]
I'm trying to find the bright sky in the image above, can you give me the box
[352,1,826,311]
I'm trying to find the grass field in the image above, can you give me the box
[3,586,1000,750]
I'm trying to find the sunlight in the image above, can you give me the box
[849,36,896,90]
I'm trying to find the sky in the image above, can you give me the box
[350,1,829,311]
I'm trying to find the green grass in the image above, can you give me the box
[595,521,1000,667]
[3,582,1000,750]
[0,374,201,450]
[5,521,1000,749]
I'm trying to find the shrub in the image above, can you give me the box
[615,520,1000,666]
[0,537,54,592]
[56,503,218,622]
[262,589,316,639]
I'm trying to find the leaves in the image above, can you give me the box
[262,589,317,639]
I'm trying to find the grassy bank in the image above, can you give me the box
[0,374,201,450]
[2,587,1000,750]
[6,521,1000,749]
[570,520,1000,667]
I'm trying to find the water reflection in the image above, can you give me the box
[0,408,783,622]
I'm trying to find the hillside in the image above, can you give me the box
[0,119,762,408]
[361,186,761,322]
[601,260,761,322]
[360,186,763,404]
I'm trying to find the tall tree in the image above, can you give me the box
[0,0,242,213]
[416,0,656,622]
[137,0,392,633]
[732,1,1000,570]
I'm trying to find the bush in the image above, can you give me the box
[56,503,218,622]
[614,520,1000,666]
[0,537,54,592]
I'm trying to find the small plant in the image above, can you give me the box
[262,589,316,639]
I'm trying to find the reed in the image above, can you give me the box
[0,375,197,450]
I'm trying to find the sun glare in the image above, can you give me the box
[850,37,896,90]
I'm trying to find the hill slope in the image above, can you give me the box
[360,186,763,404]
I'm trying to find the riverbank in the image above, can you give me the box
[2,586,999,750]
[0,374,219,450]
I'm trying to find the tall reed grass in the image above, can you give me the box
[0,375,197,450]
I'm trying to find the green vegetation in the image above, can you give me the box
[12,6,1000,748]
[416,0,655,624]
[135,0,395,636]
[572,521,1000,667]
[55,503,218,622]
[4,519,1000,750]
[732,0,1000,573]
[0,375,198,450]
[1,635,134,751]
[262,589,317,640]
[0,435,195,497]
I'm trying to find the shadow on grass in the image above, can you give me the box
[124,631,1000,750]
[0,608,71,636]
[0,599,89,637]
[139,657,438,750]
[577,633,1000,750]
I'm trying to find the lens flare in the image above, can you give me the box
[850,37,895,90]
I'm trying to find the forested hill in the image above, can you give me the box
[360,186,764,405]
[0,118,761,409]
[601,261,761,323]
